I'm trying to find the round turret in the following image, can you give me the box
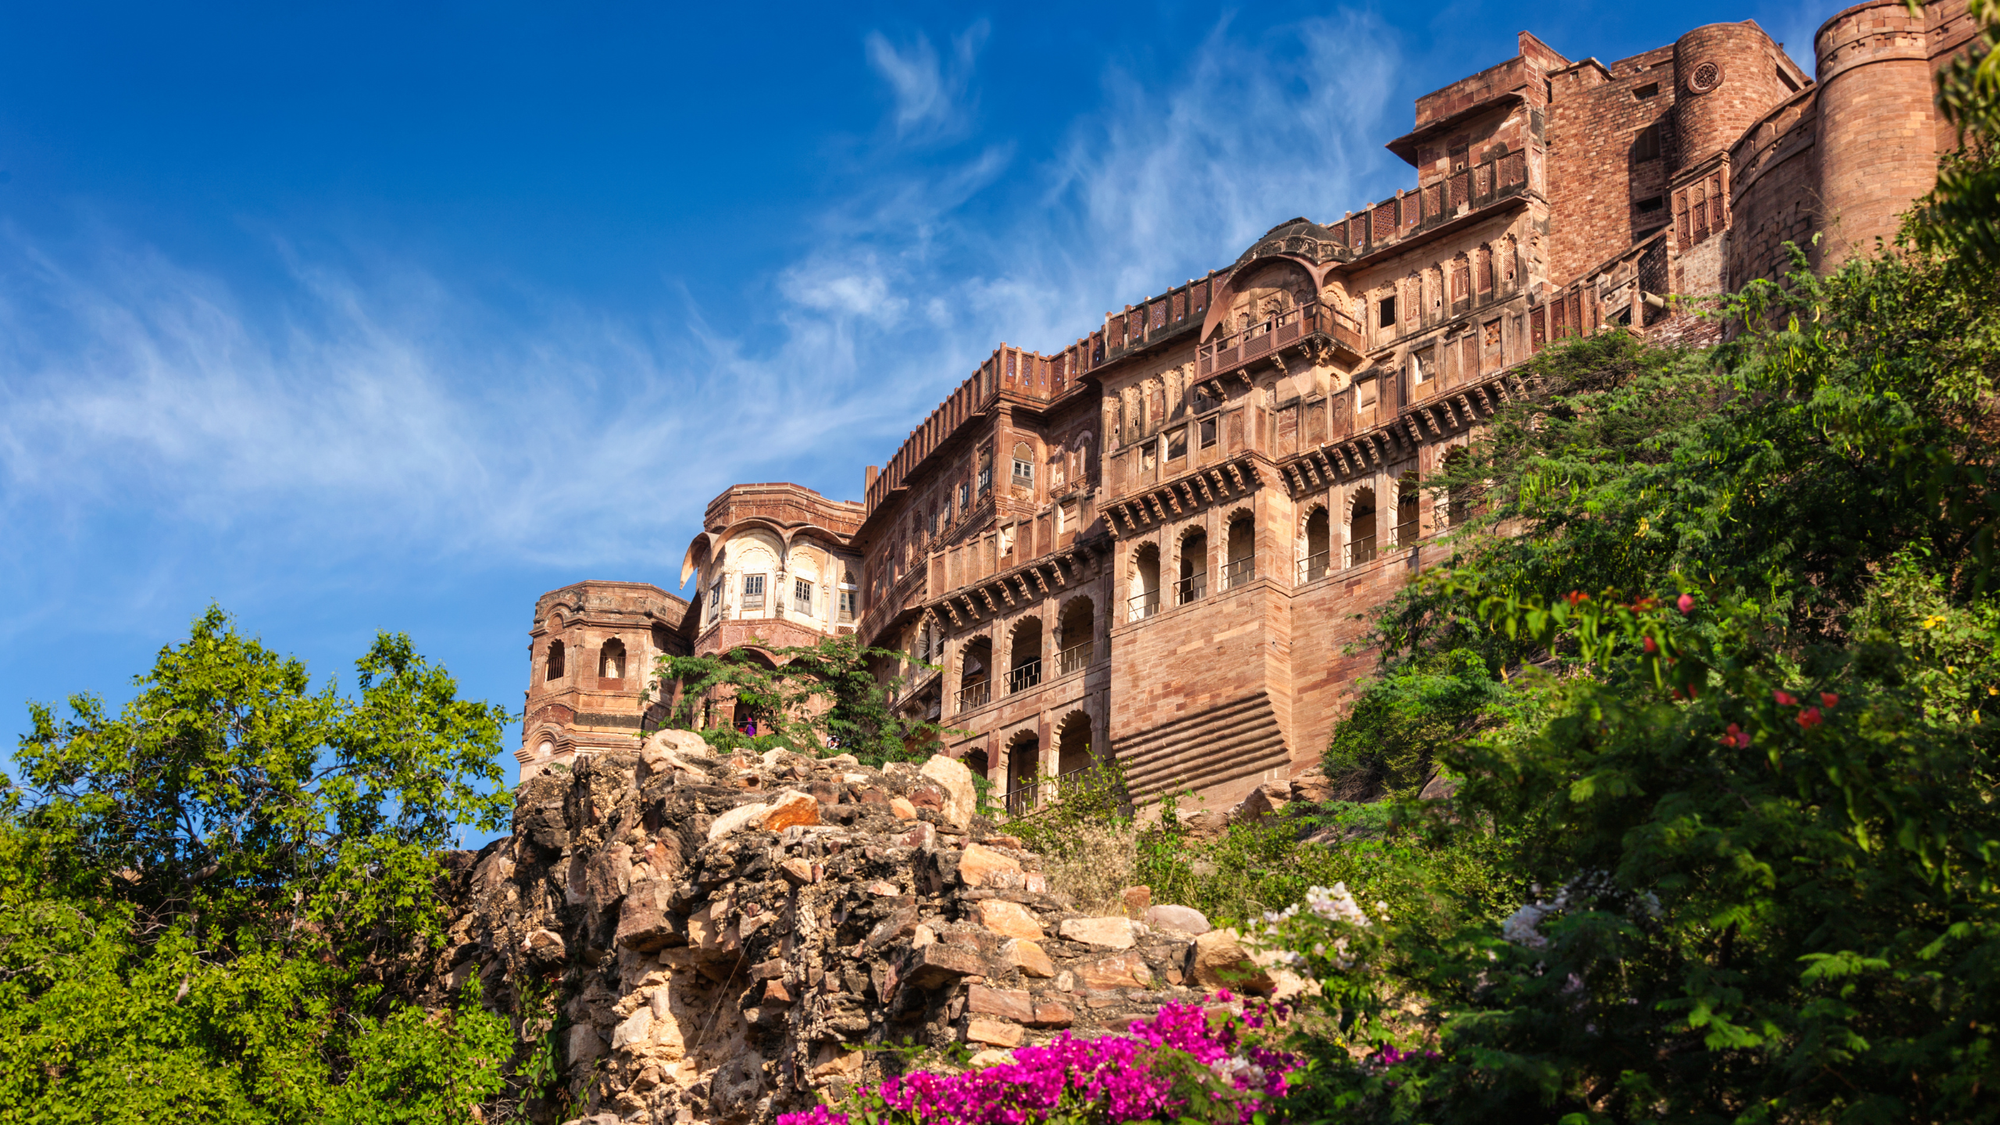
[1672,21,1798,168]
[1812,0,1938,266]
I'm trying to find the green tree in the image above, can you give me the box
[0,606,515,1122]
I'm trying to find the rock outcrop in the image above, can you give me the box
[440,737,1225,1125]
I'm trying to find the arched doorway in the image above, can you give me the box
[1177,528,1208,605]
[1005,732,1041,815]
[1299,507,1330,584]
[958,637,992,712]
[1057,597,1095,675]
[1008,617,1043,693]
[1225,514,1256,588]
[1348,488,1377,566]
[1130,543,1161,620]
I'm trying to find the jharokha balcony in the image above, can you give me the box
[1197,301,1363,384]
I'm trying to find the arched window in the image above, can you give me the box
[599,638,626,681]
[1008,617,1043,694]
[1130,544,1161,621]
[1349,488,1378,566]
[1177,528,1208,605]
[1057,597,1096,674]
[1006,731,1042,815]
[964,748,990,782]
[1224,514,1256,589]
[1056,711,1093,778]
[1011,442,1035,488]
[544,640,566,681]
[1299,507,1331,584]
[1395,472,1421,546]
[958,637,993,712]
[536,738,555,761]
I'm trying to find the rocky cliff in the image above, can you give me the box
[440,734,1228,1125]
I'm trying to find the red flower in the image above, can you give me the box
[1566,591,1590,607]
[1798,707,1823,729]
[1820,692,1839,708]
[1677,593,1696,614]
[1643,636,1658,654]
[1720,723,1748,748]
[1773,690,1798,706]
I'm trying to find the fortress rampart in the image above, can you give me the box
[517,2,1976,807]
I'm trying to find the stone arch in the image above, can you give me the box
[1007,615,1044,693]
[1224,506,1256,588]
[1056,709,1095,777]
[1394,470,1422,546]
[1176,523,1209,605]
[1347,486,1378,566]
[1299,504,1331,584]
[544,639,566,681]
[1129,542,1161,619]
[1057,595,1096,672]
[958,636,994,712]
[1005,728,1042,814]
[598,638,626,680]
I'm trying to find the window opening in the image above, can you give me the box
[741,573,766,611]
[1008,617,1043,694]
[1633,124,1661,162]
[793,578,814,615]
[1395,472,1421,546]
[1224,516,1255,589]
[1299,508,1330,584]
[545,639,565,681]
[838,586,857,622]
[1378,295,1397,328]
[1633,82,1659,99]
[599,638,626,681]
[1166,428,1188,460]
[1349,488,1378,566]
[1199,416,1218,448]
[1129,543,1161,621]
[1177,530,1208,606]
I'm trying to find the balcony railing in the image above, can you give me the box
[1196,301,1362,381]
[955,680,990,712]
[1223,557,1255,589]
[1393,520,1420,548]
[1005,763,1129,819]
[1008,659,1042,694]
[1175,573,1207,606]
[1128,590,1161,621]
[1297,551,1331,585]
[1057,641,1094,676]
[1350,536,1377,566]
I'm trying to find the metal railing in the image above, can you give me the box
[1004,763,1129,819]
[1223,557,1255,589]
[1057,641,1094,676]
[1008,659,1042,694]
[955,680,990,712]
[1128,590,1161,621]
[1175,573,1207,606]
[1393,520,1420,548]
[1297,551,1330,584]
[1196,301,1362,378]
[1350,536,1378,566]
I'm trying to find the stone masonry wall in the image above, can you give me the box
[442,736,1249,1125]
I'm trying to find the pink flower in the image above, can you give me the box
[1798,707,1822,729]
[1677,592,1695,614]
[1720,723,1748,748]
[1773,690,1798,706]
[1642,636,1658,654]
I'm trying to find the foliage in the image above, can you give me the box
[1910,0,2000,267]
[652,636,956,767]
[778,1000,1295,1125]
[1323,648,1500,799]
[0,606,517,1122]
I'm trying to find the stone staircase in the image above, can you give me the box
[1114,692,1290,802]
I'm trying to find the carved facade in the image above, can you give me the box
[521,2,1977,803]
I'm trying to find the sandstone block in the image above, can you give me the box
[525,928,567,966]
[958,844,1023,889]
[1077,952,1153,991]
[810,1050,864,1082]
[611,1006,653,1052]
[965,1018,1024,1048]
[779,858,814,885]
[706,801,771,842]
[614,900,676,952]
[687,902,740,956]
[890,796,918,820]
[919,754,977,828]
[1029,999,1075,1028]
[899,822,936,850]
[762,980,793,1005]
[568,1024,606,1067]
[1144,904,1212,935]
[967,984,1034,1023]
[976,900,1045,941]
[1059,916,1135,949]
[903,941,984,989]
[1008,939,1057,978]
[967,1049,1016,1068]
[763,790,820,832]
[1120,885,1152,917]
[1186,930,1274,994]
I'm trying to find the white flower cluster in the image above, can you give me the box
[1210,1053,1268,1088]
[1261,882,1377,970]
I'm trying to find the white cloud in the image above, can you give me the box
[0,7,1408,602]
[864,21,989,141]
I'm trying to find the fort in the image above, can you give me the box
[517,0,1981,810]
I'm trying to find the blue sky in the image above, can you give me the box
[0,0,1843,793]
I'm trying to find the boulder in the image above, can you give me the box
[1119,885,1152,917]
[975,899,1045,941]
[1143,904,1212,935]
[958,843,1023,889]
[1419,771,1460,802]
[919,754,976,828]
[1185,929,1274,994]
[1007,939,1057,978]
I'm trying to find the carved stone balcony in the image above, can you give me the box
[1196,301,1362,385]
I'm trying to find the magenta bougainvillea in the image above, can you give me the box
[779,995,1295,1125]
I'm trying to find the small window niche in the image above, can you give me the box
[1199,416,1218,448]
[1166,427,1188,460]
[1633,124,1662,163]
[1378,294,1398,328]
[1357,375,1379,411]
[1633,82,1660,100]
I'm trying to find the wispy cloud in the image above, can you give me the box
[0,8,1407,609]
[864,21,989,141]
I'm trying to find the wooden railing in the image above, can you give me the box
[955,680,990,712]
[1007,659,1043,694]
